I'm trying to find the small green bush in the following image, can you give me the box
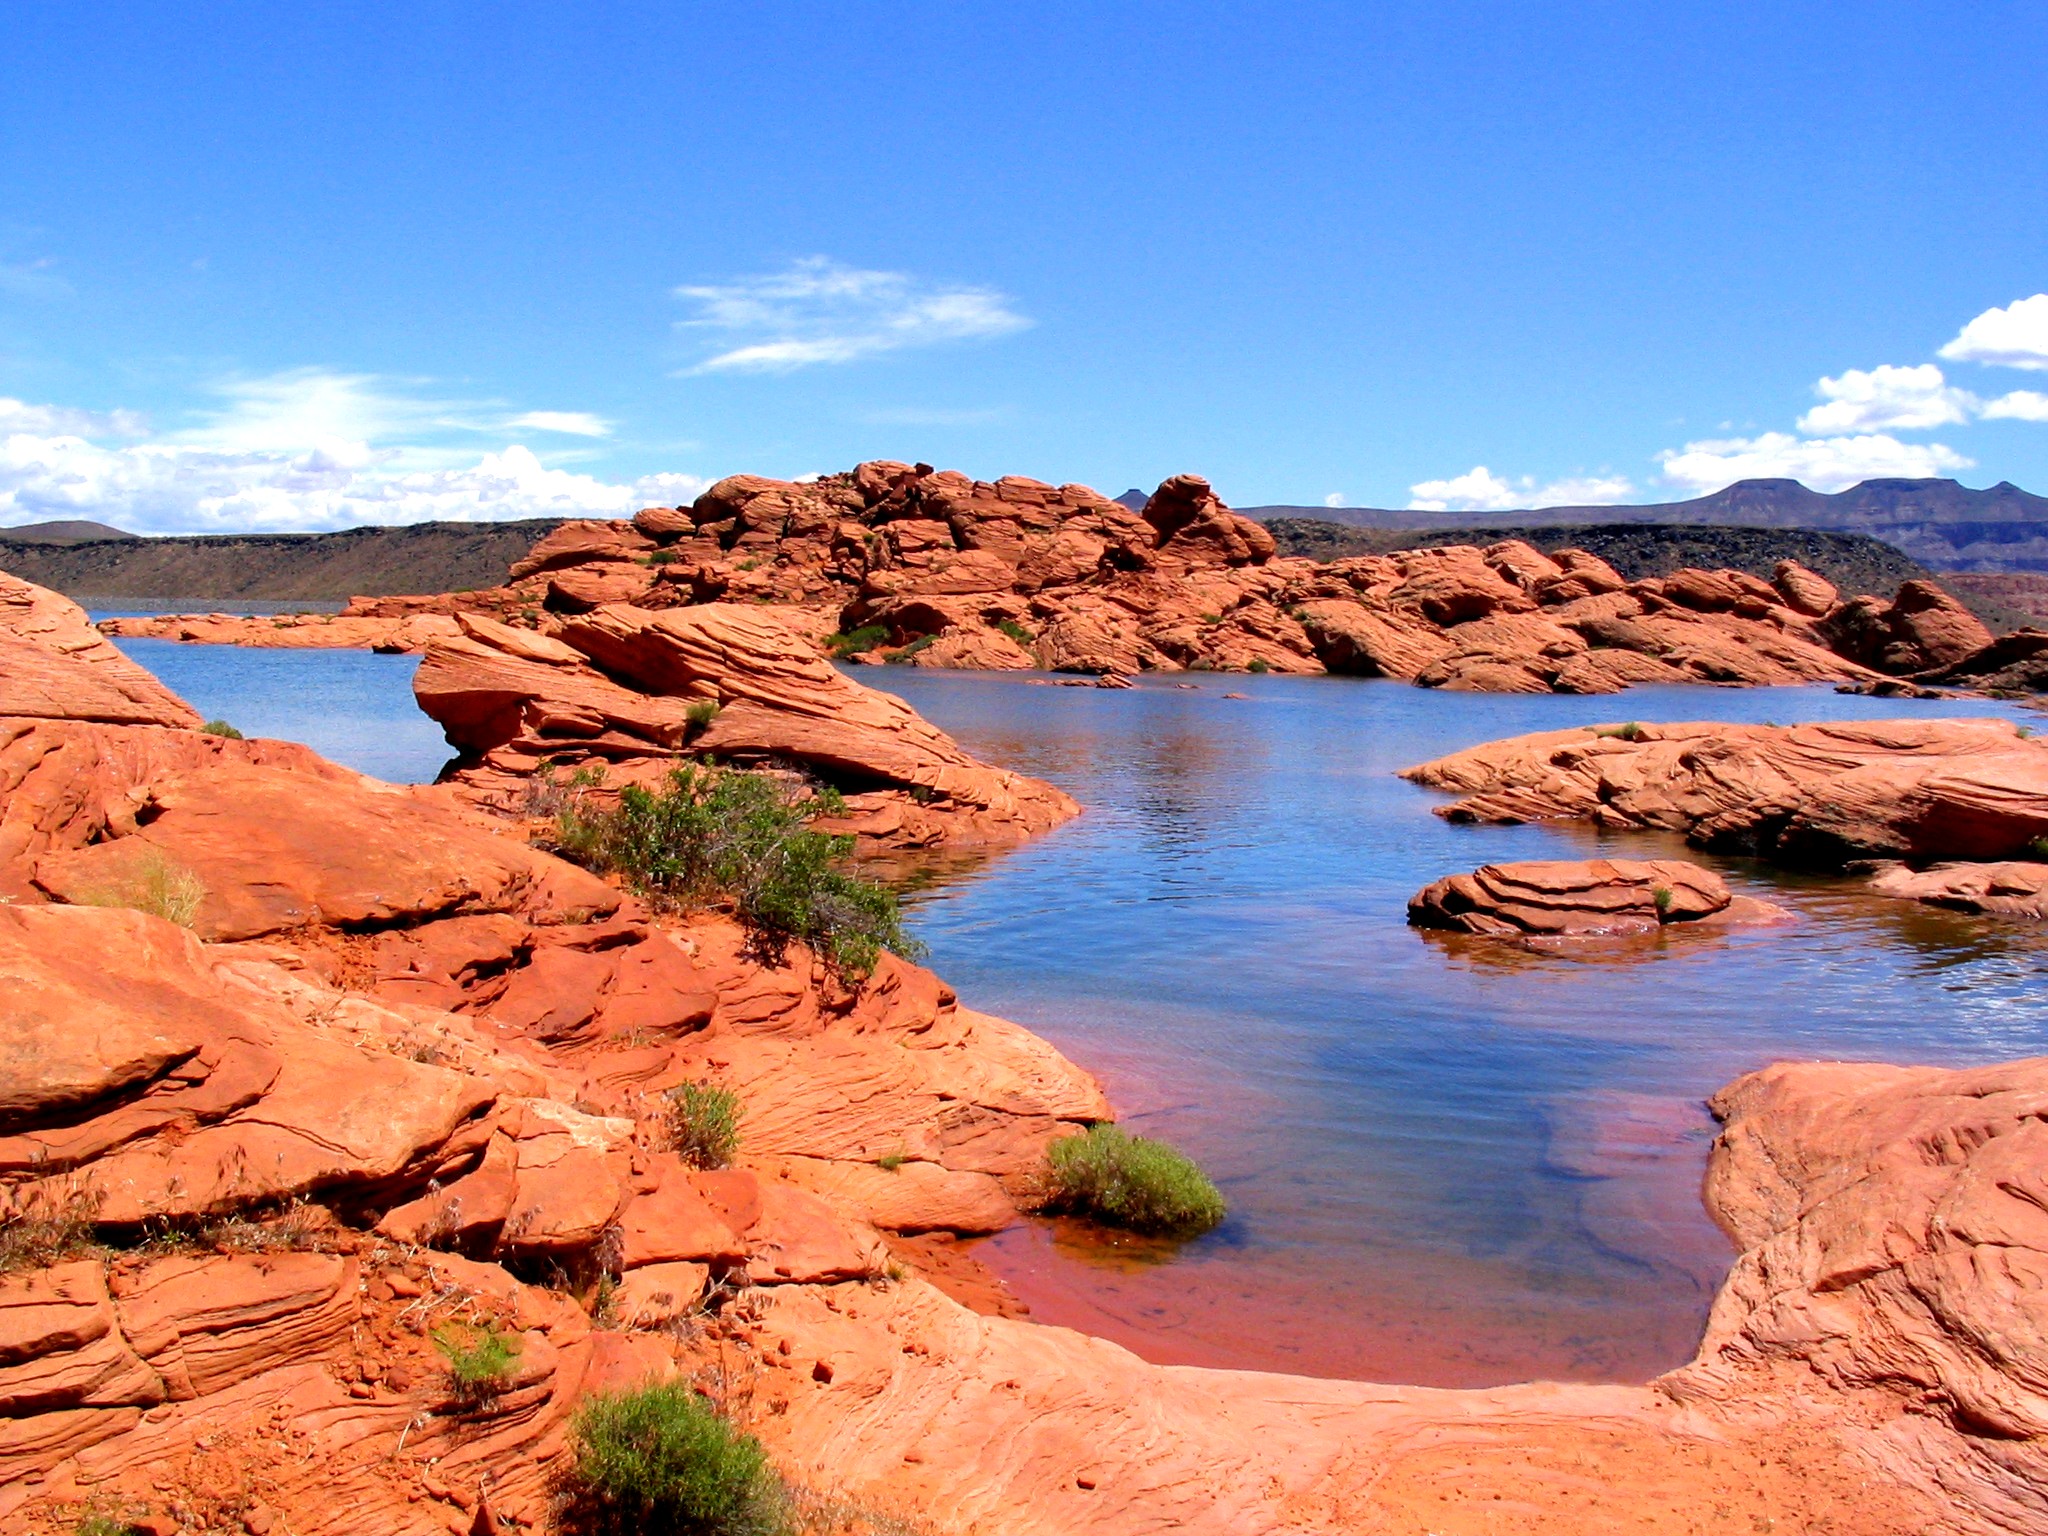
[826,624,889,658]
[432,1321,520,1406]
[1651,885,1674,915]
[200,718,243,739]
[2029,835,2048,862]
[554,764,919,977]
[884,635,937,665]
[1041,1124,1226,1238]
[686,699,723,734]
[563,1379,788,1536]
[669,1082,742,1169]
[76,849,206,928]
[995,618,1035,646]
[74,1514,142,1536]
[650,549,679,565]
[1594,721,1646,742]
[1246,658,1271,674]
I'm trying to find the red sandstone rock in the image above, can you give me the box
[1772,559,1840,617]
[96,611,460,654]
[0,572,202,727]
[414,601,1079,849]
[1864,858,2048,917]
[1408,858,1775,936]
[1404,716,2048,866]
[1826,579,1997,674]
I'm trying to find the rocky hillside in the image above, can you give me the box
[1250,477,2048,571]
[0,518,565,602]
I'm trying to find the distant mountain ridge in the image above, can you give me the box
[1244,478,2048,572]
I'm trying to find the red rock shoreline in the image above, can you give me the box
[9,568,2048,1532]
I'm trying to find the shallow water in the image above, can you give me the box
[100,635,2048,1388]
[866,670,2048,1387]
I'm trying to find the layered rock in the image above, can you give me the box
[1,572,200,728]
[1408,857,1790,937]
[412,604,1079,849]
[1863,859,2048,917]
[1403,717,2048,866]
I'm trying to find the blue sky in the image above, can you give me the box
[3,1,2046,532]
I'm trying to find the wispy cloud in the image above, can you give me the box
[507,410,612,437]
[1939,294,2048,372]
[675,257,1031,373]
[0,370,701,534]
[1407,467,1635,513]
[1982,390,2048,423]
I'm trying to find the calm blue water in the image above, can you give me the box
[101,635,2048,1387]
[107,634,453,786]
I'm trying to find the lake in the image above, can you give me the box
[111,635,2048,1388]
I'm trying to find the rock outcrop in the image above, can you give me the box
[1408,857,1790,937]
[1863,859,2048,917]
[1,573,201,728]
[91,465,2018,693]
[412,603,1080,850]
[1403,717,2048,866]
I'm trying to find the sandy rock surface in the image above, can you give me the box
[98,611,460,654]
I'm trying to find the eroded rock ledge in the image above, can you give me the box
[1408,857,1792,938]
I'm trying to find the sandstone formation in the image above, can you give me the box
[92,467,2020,694]
[411,603,1079,850]
[1403,717,2048,866]
[10,573,2048,1533]
[1,573,200,728]
[1407,857,1790,937]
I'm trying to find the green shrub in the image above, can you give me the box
[554,764,919,977]
[74,1514,142,1536]
[2029,835,2048,862]
[686,699,723,735]
[1594,722,1646,742]
[669,1082,742,1169]
[1651,885,1673,915]
[200,718,243,739]
[76,849,206,928]
[825,624,889,658]
[1040,1124,1226,1237]
[884,635,936,665]
[649,549,679,565]
[1246,658,1270,674]
[432,1321,520,1406]
[995,618,1035,646]
[563,1379,788,1536]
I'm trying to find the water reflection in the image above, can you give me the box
[867,669,2048,1387]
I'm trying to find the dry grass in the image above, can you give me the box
[74,848,207,928]
[0,1177,104,1275]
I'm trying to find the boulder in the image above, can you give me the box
[1407,858,1749,936]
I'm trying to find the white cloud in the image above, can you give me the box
[1655,431,1972,495]
[0,372,706,534]
[507,410,612,437]
[676,256,1030,373]
[1407,466,1636,513]
[1797,363,1975,434]
[1939,294,2048,371]
[1981,390,2048,423]
[1322,492,1344,508]
[0,397,148,437]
